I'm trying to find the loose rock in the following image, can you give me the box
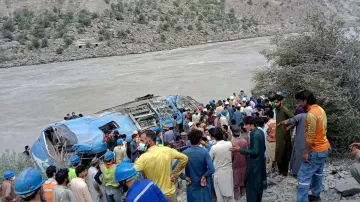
[335,177,360,197]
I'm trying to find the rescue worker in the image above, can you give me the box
[114,162,167,202]
[14,168,45,202]
[43,165,57,202]
[0,170,17,202]
[114,139,127,164]
[94,151,122,202]
[52,168,77,202]
[68,155,81,181]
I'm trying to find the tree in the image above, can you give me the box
[78,10,91,27]
[56,47,64,54]
[64,37,73,47]
[252,13,360,156]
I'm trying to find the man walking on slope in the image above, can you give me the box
[230,116,267,202]
[134,130,188,202]
[273,94,293,177]
[295,90,331,202]
[210,127,235,202]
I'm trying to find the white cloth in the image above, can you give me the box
[70,177,93,202]
[192,113,201,123]
[209,140,234,201]
[87,167,106,202]
[52,185,78,202]
[114,145,127,164]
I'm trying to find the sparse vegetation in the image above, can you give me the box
[0,152,34,183]
[41,38,48,48]
[31,38,40,49]
[56,47,63,54]
[64,37,73,47]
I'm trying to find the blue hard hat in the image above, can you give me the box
[216,112,221,117]
[14,168,44,195]
[117,139,123,145]
[221,110,227,115]
[104,151,115,161]
[114,162,137,182]
[3,170,15,179]
[199,102,204,107]
[209,100,214,105]
[70,155,80,165]
[123,157,131,163]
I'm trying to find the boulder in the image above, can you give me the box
[335,177,360,197]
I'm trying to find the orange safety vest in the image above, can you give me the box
[42,183,55,202]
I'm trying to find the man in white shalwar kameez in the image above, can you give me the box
[88,158,106,202]
[209,128,235,202]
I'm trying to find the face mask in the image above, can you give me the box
[139,143,147,151]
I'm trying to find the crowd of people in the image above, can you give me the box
[64,112,84,121]
[3,89,360,202]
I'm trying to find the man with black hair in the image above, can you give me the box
[230,116,267,202]
[134,130,188,202]
[293,90,330,202]
[273,94,293,177]
[23,145,30,156]
[71,165,92,202]
[209,127,234,202]
[87,158,104,202]
[43,165,57,202]
[182,130,215,202]
[264,110,277,176]
[52,169,77,202]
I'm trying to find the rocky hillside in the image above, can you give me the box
[0,0,359,67]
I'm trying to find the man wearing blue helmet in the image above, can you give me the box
[68,155,81,181]
[94,151,122,202]
[1,170,17,202]
[14,168,45,202]
[114,162,167,202]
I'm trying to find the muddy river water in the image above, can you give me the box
[0,36,272,151]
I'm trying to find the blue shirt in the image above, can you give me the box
[126,180,167,202]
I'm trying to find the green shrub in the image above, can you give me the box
[196,21,203,31]
[77,27,86,34]
[15,33,28,44]
[2,30,14,40]
[41,38,48,48]
[56,47,64,54]
[13,9,35,30]
[0,152,34,183]
[126,29,131,34]
[99,35,105,41]
[86,41,91,48]
[104,0,110,4]
[151,14,158,21]
[160,23,170,31]
[247,0,253,6]
[138,14,147,24]
[117,30,128,39]
[2,20,15,32]
[32,38,40,49]
[64,37,73,46]
[114,12,124,21]
[187,24,194,30]
[32,25,46,38]
[92,13,99,19]
[173,1,180,7]
[175,25,182,32]
[160,34,166,42]
[78,10,92,27]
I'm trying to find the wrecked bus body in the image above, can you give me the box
[30,95,198,171]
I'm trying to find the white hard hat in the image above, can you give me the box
[188,122,194,127]
[230,96,234,100]
[225,101,229,105]
[242,97,247,101]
